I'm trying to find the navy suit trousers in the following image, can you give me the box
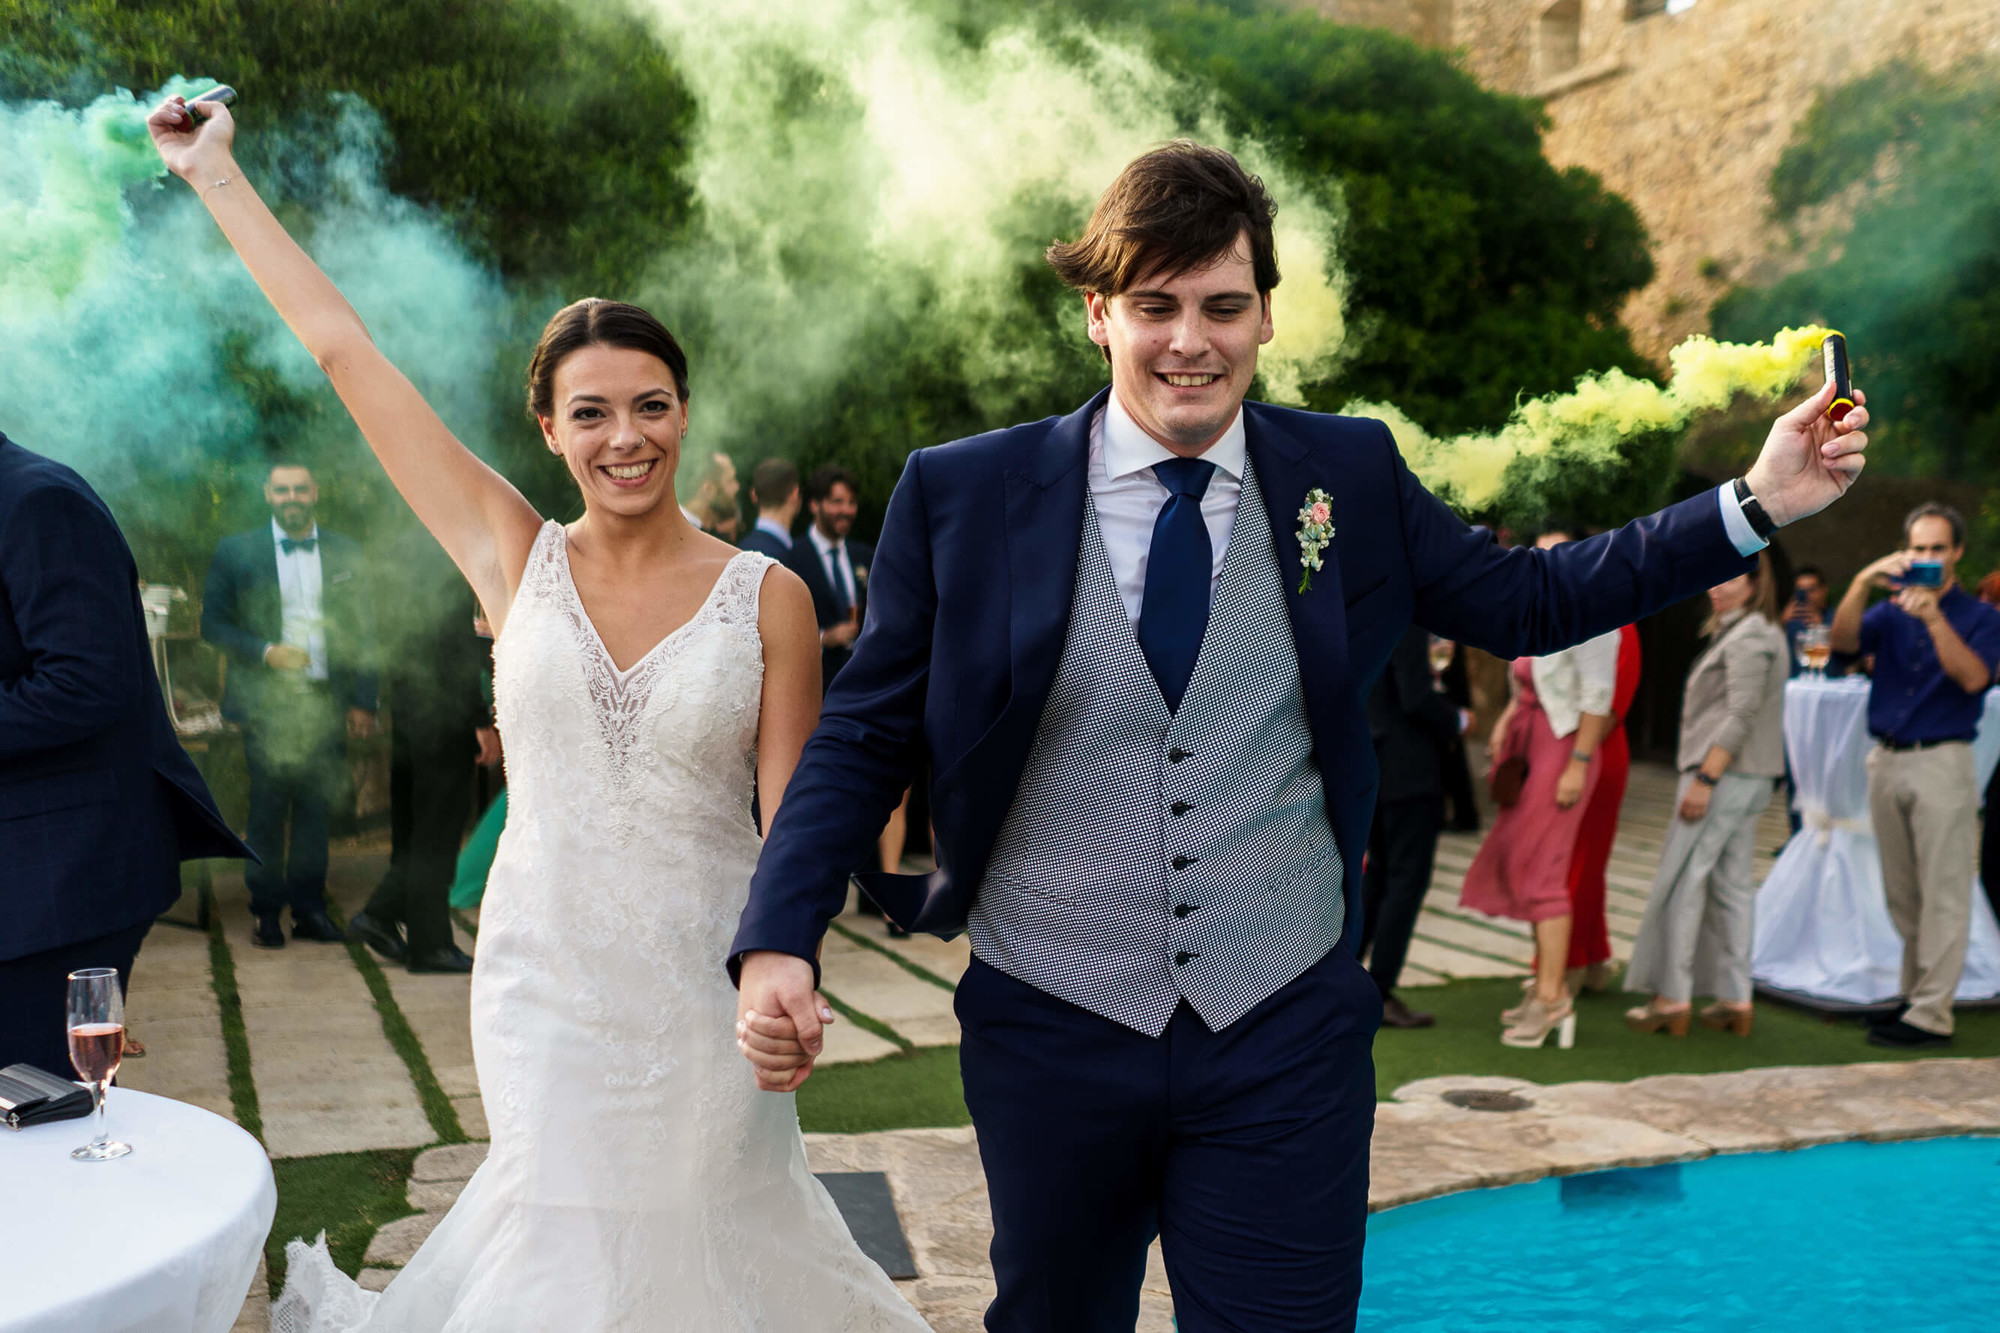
[956,948,1381,1332]
[0,919,152,1076]
[242,688,347,919]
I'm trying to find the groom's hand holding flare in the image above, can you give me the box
[737,952,834,1092]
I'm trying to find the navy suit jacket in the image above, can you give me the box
[0,434,251,961]
[202,525,379,726]
[783,531,875,688]
[1367,624,1465,804]
[731,388,1754,979]
[738,525,794,562]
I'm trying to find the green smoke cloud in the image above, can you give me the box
[614,0,1352,466]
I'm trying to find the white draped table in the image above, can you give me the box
[1752,675,2000,1005]
[0,1088,275,1333]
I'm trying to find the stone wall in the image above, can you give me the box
[1282,0,2000,359]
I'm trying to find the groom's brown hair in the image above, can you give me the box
[1046,141,1282,300]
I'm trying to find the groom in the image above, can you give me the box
[731,142,1868,1329]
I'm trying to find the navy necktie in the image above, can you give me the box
[1137,456,1217,713]
[281,537,317,554]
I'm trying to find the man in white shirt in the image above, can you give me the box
[783,464,872,690]
[740,458,801,561]
[202,463,378,950]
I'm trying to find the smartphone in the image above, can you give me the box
[1793,587,1810,607]
[1901,561,1945,589]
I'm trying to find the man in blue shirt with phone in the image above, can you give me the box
[1831,502,2000,1048]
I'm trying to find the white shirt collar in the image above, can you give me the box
[271,517,320,545]
[808,524,842,558]
[1101,387,1245,485]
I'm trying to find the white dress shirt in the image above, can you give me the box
[270,518,329,682]
[807,525,857,609]
[1089,389,1246,626]
[753,515,794,551]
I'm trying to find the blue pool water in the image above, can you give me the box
[1360,1136,2000,1331]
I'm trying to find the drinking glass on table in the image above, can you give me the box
[1428,635,1455,678]
[1798,624,1832,677]
[67,968,132,1161]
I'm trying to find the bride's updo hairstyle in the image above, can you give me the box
[526,298,690,420]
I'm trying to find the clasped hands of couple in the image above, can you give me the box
[736,374,1873,1093]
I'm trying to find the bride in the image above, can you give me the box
[147,97,930,1332]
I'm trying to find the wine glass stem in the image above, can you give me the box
[92,1081,108,1147]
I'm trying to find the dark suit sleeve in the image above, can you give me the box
[0,486,146,760]
[201,539,266,666]
[1385,425,1754,658]
[1388,630,1461,742]
[730,457,935,983]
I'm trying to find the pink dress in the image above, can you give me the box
[1459,658,1603,924]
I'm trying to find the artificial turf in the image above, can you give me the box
[796,1046,971,1134]
[267,1148,420,1292]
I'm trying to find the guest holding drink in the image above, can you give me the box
[1460,521,1620,1047]
[1623,555,1788,1036]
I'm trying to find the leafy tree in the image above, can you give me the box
[1712,60,2000,499]
[0,0,698,292]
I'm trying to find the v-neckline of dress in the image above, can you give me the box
[551,523,749,680]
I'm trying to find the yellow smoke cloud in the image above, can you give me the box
[1346,326,1833,510]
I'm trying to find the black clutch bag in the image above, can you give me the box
[0,1063,92,1130]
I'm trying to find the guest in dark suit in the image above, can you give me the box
[0,433,251,1074]
[1362,625,1471,1028]
[346,525,488,974]
[738,458,801,562]
[202,462,378,949]
[1435,638,1481,831]
[783,464,873,688]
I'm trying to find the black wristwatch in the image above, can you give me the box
[1693,771,1719,787]
[1733,477,1778,542]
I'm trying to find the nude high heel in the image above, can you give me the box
[1500,976,1536,1027]
[1699,1003,1753,1037]
[1501,995,1576,1049]
[1622,1004,1691,1037]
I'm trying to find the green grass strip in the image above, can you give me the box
[267,1148,418,1293]
[205,906,263,1143]
[325,904,467,1145]
[828,919,958,993]
[796,1046,968,1134]
[818,987,914,1053]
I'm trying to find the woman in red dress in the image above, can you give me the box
[1565,623,1641,989]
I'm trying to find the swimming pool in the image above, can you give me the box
[1360,1135,1999,1331]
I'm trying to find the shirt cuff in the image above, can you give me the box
[1717,482,1768,556]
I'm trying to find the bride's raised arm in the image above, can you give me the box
[147,96,542,623]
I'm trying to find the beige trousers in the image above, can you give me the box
[1624,771,1774,1003]
[1866,741,1979,1035]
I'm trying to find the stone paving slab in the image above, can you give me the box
[822,930,961,1048]
[120,918,235,1122]
[212,865,432,1159]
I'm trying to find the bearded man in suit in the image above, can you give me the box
[782,464,873,689]
[203,462,378,949]
[732,142,1870,1330]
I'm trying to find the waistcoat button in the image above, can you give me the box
[1174,950,1199,966]
[1170,801,1191,816]
[1172,854,1198,870]
[1168,747,1189,763]
[1173,903,1198,918]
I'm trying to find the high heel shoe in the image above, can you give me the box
[1622,1004,1691,1037]
[1500,976,1535,1027]
[1699,1002,1753,1036]
[1501,995,1576,1048]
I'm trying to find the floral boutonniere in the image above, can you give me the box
[1296,489,1335,593]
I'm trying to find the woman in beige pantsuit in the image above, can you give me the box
[1625,554,1789,1036]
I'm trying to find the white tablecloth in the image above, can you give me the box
[0,1088,275,1333]
[1752,676,2000,1003]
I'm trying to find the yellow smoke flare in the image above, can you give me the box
[1346,325,1833,510]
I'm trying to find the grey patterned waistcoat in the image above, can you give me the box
[970,458,1344,1036]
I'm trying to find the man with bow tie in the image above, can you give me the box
[203,462,378,950]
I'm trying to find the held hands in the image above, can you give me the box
[1742,378,1870,529]
[145,95,236,182]
[735,951,836,1093]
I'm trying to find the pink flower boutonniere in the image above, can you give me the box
[1296,488,1335,593]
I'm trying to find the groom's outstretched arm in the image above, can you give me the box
[731,450,937,987]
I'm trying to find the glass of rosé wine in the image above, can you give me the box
[67,968,132,1161]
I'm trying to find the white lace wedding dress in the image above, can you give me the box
[272,522,930,1332]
